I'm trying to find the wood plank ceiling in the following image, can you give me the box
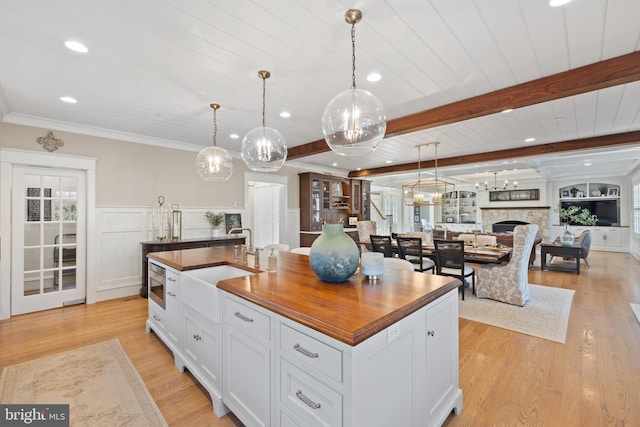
[0,0,639,184]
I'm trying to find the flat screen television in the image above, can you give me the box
[560,199,620,226]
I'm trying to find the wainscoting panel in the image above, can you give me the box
[96,208,146,301]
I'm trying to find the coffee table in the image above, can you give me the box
[540,241,583,274]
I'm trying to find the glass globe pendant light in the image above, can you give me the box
[195,103,233,181]
[321,9,386,156]
[241,70,287,172]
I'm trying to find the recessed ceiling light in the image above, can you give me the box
[64,40,88,53]
[584,162,592,166]
[525,137,535,142]
[332,162,338,167]
[366,72,381,82]
[501,108,513,113]
[280,111,291,118]
[385,160,392,164]
[549,0,571,7]
[60,96,77,104]
[230,134,239,139]
[356,167,362,171]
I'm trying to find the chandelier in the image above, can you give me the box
[241,70,288,172]
[476,172,517,191]
[321,9,386,156]
[402,142,455,206]
[195,103,233,181]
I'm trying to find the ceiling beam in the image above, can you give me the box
[287,51,640,161]
[348,131,640,178]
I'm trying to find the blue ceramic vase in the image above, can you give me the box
[309,224,359,283]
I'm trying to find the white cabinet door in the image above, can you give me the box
[425,290,461,427]
[223,294,273,427]
[224,324,272,427]
[182,307,202,366]
[594,227,621,247]
[182,306,223,390]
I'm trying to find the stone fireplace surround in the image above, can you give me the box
[480,206,551,239]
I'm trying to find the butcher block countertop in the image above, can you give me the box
[148,246,460,346]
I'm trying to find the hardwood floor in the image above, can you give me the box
[1,250,639,426]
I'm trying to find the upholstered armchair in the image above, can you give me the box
[476,224,539,306]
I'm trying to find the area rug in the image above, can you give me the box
[631,303,640,324]
[459,284,575,344]
[0,339,167,426]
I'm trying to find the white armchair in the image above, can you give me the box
[475,224,538,306]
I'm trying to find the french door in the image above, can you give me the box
[11,166,86,315]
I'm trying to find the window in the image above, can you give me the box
[634,181,640,234]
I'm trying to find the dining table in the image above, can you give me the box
[420,243,512,264]
[361,241,512,264]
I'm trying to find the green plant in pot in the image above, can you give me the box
[556,204,598,246]
[204,211,224,237]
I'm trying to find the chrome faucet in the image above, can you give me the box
[229,227,252,250]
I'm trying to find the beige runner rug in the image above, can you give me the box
[631,303,640,324]
[0,339,167,426]
[459,284,575,344]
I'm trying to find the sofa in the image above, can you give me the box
[445,231,542,266]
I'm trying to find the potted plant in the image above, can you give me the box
[204,211,224,237]
[556,204,598,246]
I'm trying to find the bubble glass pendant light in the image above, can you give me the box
[241,70,287,172]
[195,103,233,181]
[321,9,386,156]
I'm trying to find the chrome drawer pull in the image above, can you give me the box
[167,290,176,297]
[234,311,254,323]
[193,334,202,341]
[167,276,176,282]
[427,330,435,337]
[294,343,318,358]
[296,390,321,409]
[152,314,161,322]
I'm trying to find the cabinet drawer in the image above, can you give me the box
[166,269,179,287]
[280,323,343,383]
[148,301,166,333]
[280,359,342,427]
[224,296,271,340]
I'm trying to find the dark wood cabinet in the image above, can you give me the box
[299,172,371,236]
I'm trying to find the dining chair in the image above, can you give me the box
[396,237,435,273]
[369,235,393,257]
[433,240,475,300]
[476,224,538,306]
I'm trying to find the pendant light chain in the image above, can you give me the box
[212,106,218,147]
[351,23,357,90]
[261,74,267,127]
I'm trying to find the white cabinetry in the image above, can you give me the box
[146,263,254,417]
[441,191,477,224]
[222,288,462,427]
[223,293,274,427]
[165,269,180,348]
[569,226,625,251]
[425,288,460,426]
[146,261,180,356]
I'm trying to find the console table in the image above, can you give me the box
[140,236,245,297]
[540,241,583,274]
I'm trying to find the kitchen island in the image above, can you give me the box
[147,246,463,427]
